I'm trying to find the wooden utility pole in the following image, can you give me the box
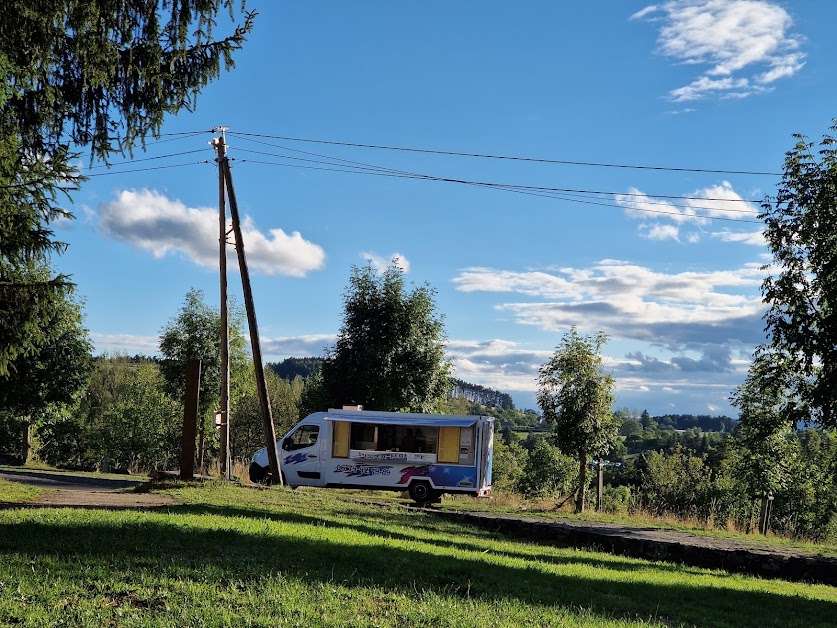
[216,134,282,485]
[216,130,231,479]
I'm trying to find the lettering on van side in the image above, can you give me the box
[354,451,408,462]
[334,464,393,478]
[284,452,308,465]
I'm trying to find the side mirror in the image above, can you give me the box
[282,438,292,451]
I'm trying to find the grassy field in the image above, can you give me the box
[1,483,835,627]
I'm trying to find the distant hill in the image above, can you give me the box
[451,379,514,410]
[267,358,517,412]
[267,357,324,380]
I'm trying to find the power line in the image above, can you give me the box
[85,148,208,170]
[227,130,782,177]
[85,161,208,178]
[229,145,761,216]
[233,157,763,224]
[230,134,762,203]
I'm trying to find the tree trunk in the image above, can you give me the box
[575,451,587,513]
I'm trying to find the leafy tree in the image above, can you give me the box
[0,289,91,460]
[757,121,837,428]
[0,1,254,374]
[159,289,246,465]
[731,351,799,496]
[91,359,181,472]
[537,327,617,512]
[316,263,451,413]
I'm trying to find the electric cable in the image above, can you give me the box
[227,130,782,177]
[233,157,763,224]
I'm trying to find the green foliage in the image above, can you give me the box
[537,327,617,511]
[230,368,304,461]
[758,121,837,428]
[490,439,527,493]
[601,485,632,514]
[1,0,254,160]
[317,263,451,413]
[0,289,91,460]
[0,1,253,375]
[267,356,323,380]
[159,288,247,428]
[641,447,713,519]
[95,362,181,471]
[732,351,800,495]
[518,438,578,500]
[538,328,617,460]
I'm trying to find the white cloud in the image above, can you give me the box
[90,333,160,355]
[98,189,326,277]
[362,252,411,273]
[616,181,762,240]
[452,260,766,351]
[642,223,680,241]
[711,230,766,246]
[630,5,660,21]
[634,0,805,101]
[446,338,550,393]
[260,334,335,360]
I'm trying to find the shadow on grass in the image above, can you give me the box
[172,502,745,581]
[0,509,834,628]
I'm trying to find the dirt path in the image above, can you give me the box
[0,468,176,509]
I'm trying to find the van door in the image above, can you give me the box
[280,423,323,486]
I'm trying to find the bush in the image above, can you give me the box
[491,440,527,492]
[518,439,577,499]
[601,485,631,514]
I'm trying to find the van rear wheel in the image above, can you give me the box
[408,481,437,503]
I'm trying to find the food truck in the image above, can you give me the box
[249,407,494,502]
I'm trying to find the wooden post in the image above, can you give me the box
[220,156,282,484]
[215,130,231,479]
[758,492,774,535]
[180,358,201,480]
[596,459,604,512]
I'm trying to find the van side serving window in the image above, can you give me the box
[348,422,438,454]
[283,425,319,451]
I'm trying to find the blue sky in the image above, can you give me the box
[55,1,837,415]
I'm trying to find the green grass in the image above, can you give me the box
[0,477,49,503]
[1,483,835,627]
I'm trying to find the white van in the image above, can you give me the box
[249,408,494,503]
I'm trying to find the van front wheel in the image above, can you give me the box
[408,481,436,503]
[249,462,268,484]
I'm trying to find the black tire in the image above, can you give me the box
[248,462,268,484]
[408,480,435,503]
